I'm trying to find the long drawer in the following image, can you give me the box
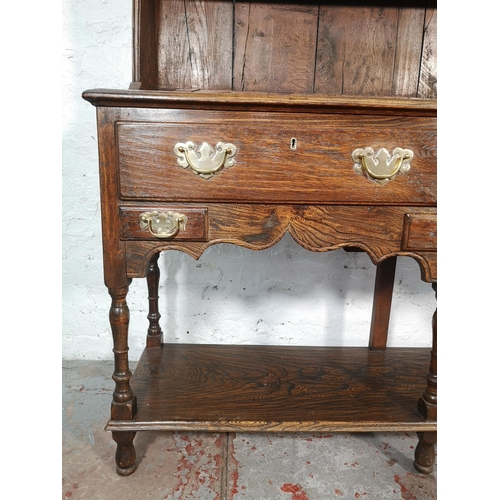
[116,111,436,205]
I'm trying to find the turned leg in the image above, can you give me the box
[109,283,138,475]
[146,253,163,348]
[414,282,437,474]
[414,431,437,474]
[369,256,397,349]
[112,431,137,476]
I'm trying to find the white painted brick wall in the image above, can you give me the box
[62,0,435,361]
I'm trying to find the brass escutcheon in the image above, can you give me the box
[174,141,237,180]
[352,147,413,185]
[139,211,188,239]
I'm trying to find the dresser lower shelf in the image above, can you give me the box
[106,344,436,433]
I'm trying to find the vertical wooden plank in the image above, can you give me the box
[157,0,192,89]
[157,0,233,90]
[133,0,158,88]
[314,3,400,96]
[233,3,319,93]
[183,0,233,90]
[391,6,426,97]
[417,6,437,99]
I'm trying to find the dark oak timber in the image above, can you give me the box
[112,431,137,476]
[415,283,437,473]
[146,253,163,347]
[115,112,436,205]
[106,344,435,434]
[122,204,437,283]
[131,1,436,99]
[109,285,136,419]
[369,256,397,349]
[84,0,437,478]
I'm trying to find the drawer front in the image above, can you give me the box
[119,206,208,241]
[401,213,437,251]
[117,114,436,205]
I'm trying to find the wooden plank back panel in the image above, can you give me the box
[233,3,319,93]
[156,0,233,90]
[391,6,426,96]
[417,6,437,98]
[148,1,436,99]
[156,0,192,89]
[314,4,400,95]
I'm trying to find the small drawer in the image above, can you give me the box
[119,206,208,241]
[401,213,437,251]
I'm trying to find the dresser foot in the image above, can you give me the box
[112,431,137,476]
[116,463,138,476]
[413,431,436,474]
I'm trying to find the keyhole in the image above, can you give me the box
[290,137,297,150]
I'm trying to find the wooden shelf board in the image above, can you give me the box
[106,344,436,433]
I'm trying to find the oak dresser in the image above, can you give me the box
[83,0,437,477]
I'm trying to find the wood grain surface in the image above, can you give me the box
[119,206,208,241]
[156,0,233,90]
[116,112,436,205]
[132,1,436,99]
[89,1,439,476]
[401,213,437,251]
[233,3,318,93]
[315,4,400,95]
[105,344,436,432]
[417,6,437,98]
[83,90,437,115]
[123,204,437,282]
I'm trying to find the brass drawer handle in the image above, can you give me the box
[352,147,413,185]
[139,211,188,239]
[174,141,237,180]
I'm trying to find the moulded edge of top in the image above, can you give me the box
[81,88,437,116]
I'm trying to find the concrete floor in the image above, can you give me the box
[62,360,437,500]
